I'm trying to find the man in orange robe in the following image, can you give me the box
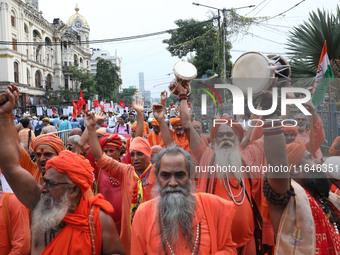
[174,83,270,254]
[147,118,163,147]
[0,192,30,254]
[0,85,124,255]
[21,134,65,183]
[86,100,156,255]
[131,146,237,254]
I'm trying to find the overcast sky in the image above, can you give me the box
[39,0,339,98]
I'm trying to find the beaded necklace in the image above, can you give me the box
[318,197,340,234]
[159,215,201,255]
[223,173,245,205]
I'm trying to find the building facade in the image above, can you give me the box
[0,0,91,114]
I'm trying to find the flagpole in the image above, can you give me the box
[329,75,334,141]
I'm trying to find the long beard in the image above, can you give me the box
[299,172,331,199]
[214,140,243,180]
[31,193,70,233]
[157,182,196,251]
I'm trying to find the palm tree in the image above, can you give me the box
[286,6,340,90]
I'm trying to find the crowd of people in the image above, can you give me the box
[0,83,340,254]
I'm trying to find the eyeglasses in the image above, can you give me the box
[41,177,72,190]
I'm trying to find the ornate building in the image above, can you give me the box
[0,0,91,114]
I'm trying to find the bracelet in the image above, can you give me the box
[263,175,295,205]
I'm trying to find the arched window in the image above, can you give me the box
[45,37,51,46]
[33,30,41,39]
[35,71,41,88]
[11,11,16,27]
[14,62,19,83]
[46,74,52,90]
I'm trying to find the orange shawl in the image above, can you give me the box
[42,194,113,255]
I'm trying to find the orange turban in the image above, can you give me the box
[170,118,181,126]
[210,118,245,144]
[31,134,65,154]
[151,118,159,126]
[96,128,106,136]
[129,137,151,158]
[46,150,94,194]
[192,121,202,129]
[286,140,306,167]
[132,122,137,130]
[283,124,298,136]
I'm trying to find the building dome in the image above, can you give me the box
[67,4,89,28]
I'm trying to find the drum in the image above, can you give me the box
[231,52,291,95]
[169,62,197,97]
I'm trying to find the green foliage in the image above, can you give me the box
[95,58,122,101]
[116,88,137,107]
[163,12,261,78]
[286,6,340,84]
[69,66,97,99]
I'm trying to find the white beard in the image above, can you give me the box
[214,139,243,180]
[31,193,70,233]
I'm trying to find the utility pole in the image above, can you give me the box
[193,3,255,79]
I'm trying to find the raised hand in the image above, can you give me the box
[132,100,144,114]
[0,84,19,115]
[85,112,100,128]
[160,90,168,103]
[95,112,106,122]
[153,104,165,120]
[174,105,180,117]
[302,100,316,115]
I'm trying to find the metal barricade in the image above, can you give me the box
[48,129,72,146]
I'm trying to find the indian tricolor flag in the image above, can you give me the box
[311,40,334,107]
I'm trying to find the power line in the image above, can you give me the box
[262,0,306,22]
[0,18,217,46]
[245,0,267,16]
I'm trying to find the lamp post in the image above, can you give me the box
[192,3,255,79]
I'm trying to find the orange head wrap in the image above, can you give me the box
[46,150,94,194]
[192,121,202,129]
[283,124,298,136]
[31,134,65,154]
[170,118,181,126]
[96,128,106,136]
[210,118,245,144]
[151,118,159,126]
[132,122,137,131]
[100,134,122,149]
[286,140,306,167]
[129,137,151,158]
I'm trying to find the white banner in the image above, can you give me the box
[36,107,43,116]
[47,109,53,116]
[104,103,110,112]
[63,108,69,116]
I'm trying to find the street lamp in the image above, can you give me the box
[193,3,255,79]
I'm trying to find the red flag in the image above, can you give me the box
[72,100,79,116]
[93,100,99,108]
[119,100,125,108]
[52,108,57,115]
[77,90,86,110]
[99,103,104,112]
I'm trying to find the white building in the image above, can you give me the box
[0,0,91,114]
[90,48,122,91]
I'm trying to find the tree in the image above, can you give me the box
[69,66,97,100]
[163,11,259,78]
[95,58,122,101]
[116,88,137,108]
[286,6,340,88]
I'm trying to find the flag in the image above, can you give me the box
[72,100,80,116]
[93,100,99,108]
[119,100,125,108]
[52,108,57,115]
[311,40,334,107]
[77,89,86,110]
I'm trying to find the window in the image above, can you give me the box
[35,71,41,88]
[12,39,17,51]
[64,76,69,89]
[24,24,28,33]
[27,69,30,85]
[46,74,52,90]
[11,16,15,27]
[64,62,67,66]
[14,62,19,83]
